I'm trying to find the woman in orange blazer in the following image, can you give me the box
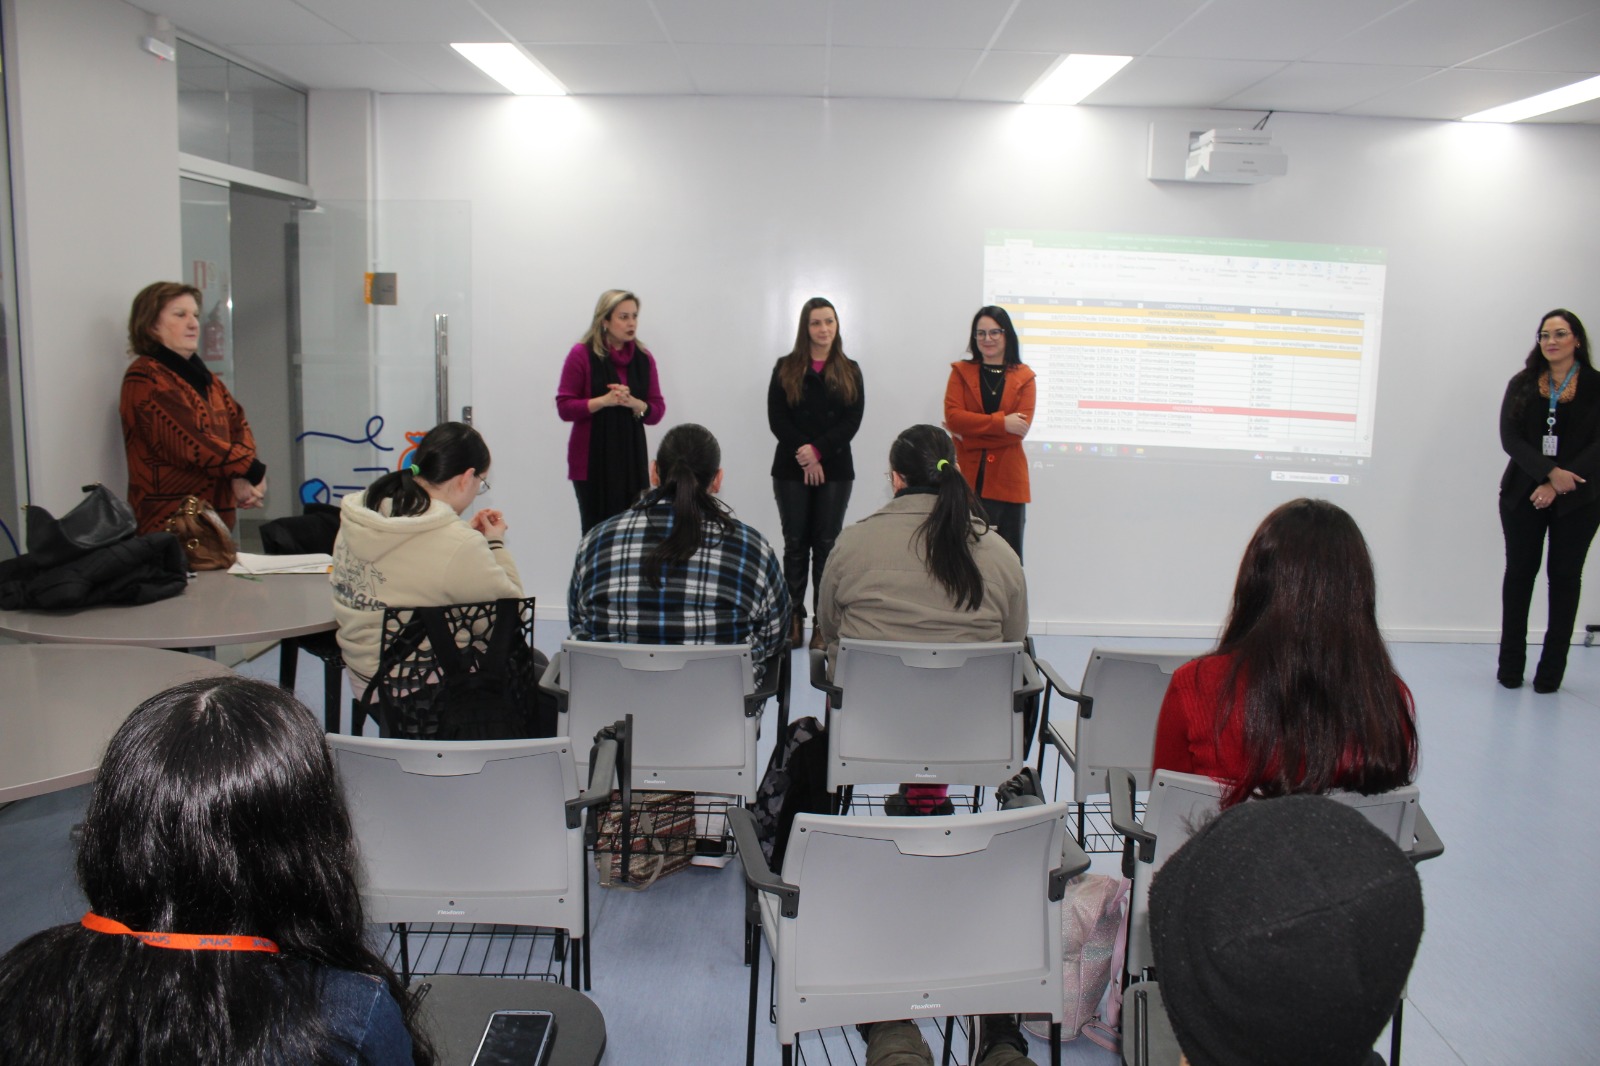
[943,305,1035,561]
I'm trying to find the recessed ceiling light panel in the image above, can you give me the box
[1024,54,1133,106]
[1463,74,1600,123]
[451,43,567,96]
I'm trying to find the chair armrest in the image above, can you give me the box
[809,648,841,705]
[1109,767,1156,866]
[1049,832,1092,900]
[728,808,800,918]
[1014,652,1045,700]
[1409,805,1444,864]
[1037,656,1093,719]
[747,650,785,717]
[565,730,621,828]
[538,650,568,714]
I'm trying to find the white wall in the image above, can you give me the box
[370,94,1600,640]
[4,0,180,511]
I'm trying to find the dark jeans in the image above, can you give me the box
[773,478,852,620]
[1500,499,1600,685]
[980,498,1025,564]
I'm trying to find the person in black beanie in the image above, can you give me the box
[1149,795,1424,1066]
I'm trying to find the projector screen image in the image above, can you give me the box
[984,231,1388,482]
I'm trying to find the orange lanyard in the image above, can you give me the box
[81,912,280,953]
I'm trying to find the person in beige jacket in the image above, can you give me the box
[816,423,1026,654]
[330,422,522,694]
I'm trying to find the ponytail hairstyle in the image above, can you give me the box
[889,424,988,611]
[965,305,1022,367]
[363,421,489,518]
[1215,498,1418,809]
[643,423,735,587]
[579,289,646,361]
[777,297,861,407]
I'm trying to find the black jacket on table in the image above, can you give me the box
[1499,362,1600,516]
[767,359,865,481]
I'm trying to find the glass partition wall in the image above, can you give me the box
[0,44,26,558]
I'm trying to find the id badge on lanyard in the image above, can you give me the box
[1544,365,1578,457]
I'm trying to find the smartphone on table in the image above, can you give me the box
[470,1009,555,1066]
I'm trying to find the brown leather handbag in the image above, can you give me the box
[164,496,238,571]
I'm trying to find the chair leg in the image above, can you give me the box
[746,930,760,1066]
[1390,999,1404,1066]
[939,1015,954,1065]
[1076,801,1086,848]
[279,637,299,690]
[581,876,593,991]
[323,658,342,733]
[397,923,411,985]
[1051,1021,1062,1066]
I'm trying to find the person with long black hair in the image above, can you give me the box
[568,423,789,683]
[556,289,668,533]
[330,421,521,695]
[768,297,865,650]
[815,424,1034,1064]
[1497,308,1600,692]
[1152,498,1418,810]
[0,676,434,1065]
[943,306,1035,562]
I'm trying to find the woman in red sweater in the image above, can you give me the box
[1151,498,1418,809]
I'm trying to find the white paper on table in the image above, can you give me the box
[228,551,334,575]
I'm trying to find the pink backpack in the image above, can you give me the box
[1025,872,1129,1052]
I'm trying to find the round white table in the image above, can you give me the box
[0,571,336,654]
[0,644,234,802]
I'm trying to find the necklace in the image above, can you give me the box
[981,364,1005,399]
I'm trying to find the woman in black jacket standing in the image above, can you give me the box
[768,297,865,650]
[1499,308,1600,692]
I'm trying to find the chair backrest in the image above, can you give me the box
[329,733,585,933]
[560,640,758,799]
[827,639,1032,790]
[1124,771,1428,982]
[372,597,548,740]
[770,802,1070,1042]
[1071,648,1194,802]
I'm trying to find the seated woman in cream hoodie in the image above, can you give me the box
[330,421,521,695]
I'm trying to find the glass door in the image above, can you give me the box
[295,201,471,507]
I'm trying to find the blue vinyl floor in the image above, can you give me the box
[3,628,1597,1065]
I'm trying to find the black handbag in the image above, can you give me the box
[24,484,137,568]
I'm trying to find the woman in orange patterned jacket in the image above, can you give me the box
[119,282,266,533]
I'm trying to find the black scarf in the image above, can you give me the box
[585,347,651,524]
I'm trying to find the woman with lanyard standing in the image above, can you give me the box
[767,297,865,649]
[1498,309,1600,692]
[556,289,667,533]
[943,306,1035,562]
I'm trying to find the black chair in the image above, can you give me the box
[363,597,553,741]
[260,505,346,732]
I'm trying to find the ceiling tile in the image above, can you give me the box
[298,0,501,44]
[1465,11,1600,74]
[1307,0,1599,67]
[523,43,694,95]
[651,0,828,45]
[230,43,435,91]
[475,0,666,44]
[1220,62,1443,113]
[1084,56,1288,108]
[956,50,1060,102]
[1148,0,1408,60]
[1344,66,1583,120]
[827,47,983,99]
[675,44,827,96]
[828,0,1014,49]
[995,0,1209,55]
[129,0,355,46]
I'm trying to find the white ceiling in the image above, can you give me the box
[133,0,1600,123]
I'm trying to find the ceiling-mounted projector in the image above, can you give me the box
[1185,129,1287,184]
